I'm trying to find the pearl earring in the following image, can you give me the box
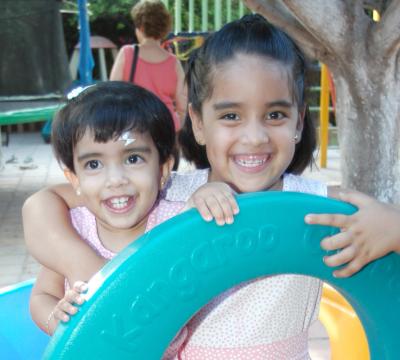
[76,188,81,196]
[294,134,299,141]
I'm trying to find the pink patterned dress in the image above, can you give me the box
[69,199,187,359]
[163,170,326,360]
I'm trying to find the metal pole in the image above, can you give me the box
[239,1,245,17]
[189,0,194,32]
[77,0,94,85]
[201,0,208,32]
[319,63,330,168]
[174,0,182,33]
[226,0,232,23]
[214,1,222,30]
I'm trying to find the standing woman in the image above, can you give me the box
[110,0,186,131]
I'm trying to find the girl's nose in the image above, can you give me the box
[105,165,129,188]
[241,120,269,146]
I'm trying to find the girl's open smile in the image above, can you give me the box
[103,195,136,214]
[232,153,272,173]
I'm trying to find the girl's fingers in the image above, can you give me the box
[225,192,239,215]
[338,189,372,208]
[213,193,237,224]
[204,195,226,225]
[192,196,214,222]
[305,213,350,229]
[323,245,356,268]
[320,232,352,251]
[333,257,366,278]
[53,307,70,323]
[57,298,79,316]
[72,281,88,294]
[64,289,84,306]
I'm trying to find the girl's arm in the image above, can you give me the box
[306,188,400,277]
[174,59,187,127]
[109,48,125,81]
[30,267,86,335]
[23,184,106,284]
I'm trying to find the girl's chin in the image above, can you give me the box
[235,179,283,193]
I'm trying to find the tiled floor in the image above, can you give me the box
[0,132,65,288]
[0,132,341,359]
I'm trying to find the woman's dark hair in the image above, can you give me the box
[52,81,175,172]
[179,14,316,174]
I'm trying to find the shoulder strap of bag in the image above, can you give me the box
[129,44,139,83]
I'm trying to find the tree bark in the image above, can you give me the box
[244,0,400,203]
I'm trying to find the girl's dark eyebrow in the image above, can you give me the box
[123,146,152,154]
[213,100,293,111]
[77,153,103,162]
[267,100,293,108]
[213,101,242,110]
[77,146,151,162]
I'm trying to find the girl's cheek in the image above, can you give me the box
[78,175,102,192]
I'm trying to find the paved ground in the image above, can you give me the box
[0,132,341,358]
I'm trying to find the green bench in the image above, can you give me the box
[0,101,64,167]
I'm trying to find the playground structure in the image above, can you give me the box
[2,192,399,359]
[1,192,397,359]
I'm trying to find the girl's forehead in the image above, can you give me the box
[78,129,154,147]
[209,54,293,102]
[216,53,289,81]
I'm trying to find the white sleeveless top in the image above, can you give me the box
[163,170,327,360]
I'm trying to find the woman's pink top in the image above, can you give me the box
[122,45,180,131]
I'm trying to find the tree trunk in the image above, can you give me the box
[243,0,400,203]
[334,71,400,203]
[321,15,400,203]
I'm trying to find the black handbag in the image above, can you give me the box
[129,44,139,83]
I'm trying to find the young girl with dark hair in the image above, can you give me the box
[29,82,190,357]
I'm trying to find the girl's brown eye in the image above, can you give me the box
[268,111,285,120]
[127,155,144,165]
[85,160,100,170]
[221,113,239,121]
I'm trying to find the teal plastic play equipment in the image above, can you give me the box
[0,280,48,359]
[41,192,399,359]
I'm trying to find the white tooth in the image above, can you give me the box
[110,197,129,206]
[237,158,266,167]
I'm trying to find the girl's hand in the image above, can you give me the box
[48,281,87,334]
[184,182,239,226]
[305,190,400,278]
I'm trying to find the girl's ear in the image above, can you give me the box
[159,156,174,189]
[188,103,205,146]
[63,168,80,192]
[295,106,306,143]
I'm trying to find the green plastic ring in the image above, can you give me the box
[44,192,400,359]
